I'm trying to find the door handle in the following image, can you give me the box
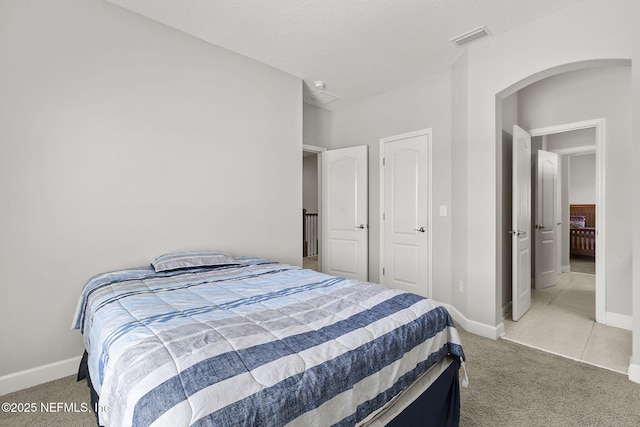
[413,226,426,233]
[535,224,545,229]
[508,230,527,236]
[354,224,367,229]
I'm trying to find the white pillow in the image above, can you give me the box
[151,251,239,272]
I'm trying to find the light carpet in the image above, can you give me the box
[2,326,639,426]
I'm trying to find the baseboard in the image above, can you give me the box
[561,265,571,273]
[605,311,632,330]
[628,362,640,384]
[442,303,502,340]
[0,356,81,396]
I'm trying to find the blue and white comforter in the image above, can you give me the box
[72,257,465,427]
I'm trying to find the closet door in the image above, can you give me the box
[380,130,431,297]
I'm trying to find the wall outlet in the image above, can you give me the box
[458,280,464,293]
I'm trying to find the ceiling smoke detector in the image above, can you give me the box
[305,80,339,106]
[450,25,490,47]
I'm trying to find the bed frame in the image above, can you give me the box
[570,204,596,258]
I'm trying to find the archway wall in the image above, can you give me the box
[517,66,632,322]
[450,0,639,334]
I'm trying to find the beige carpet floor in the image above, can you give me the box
[303,255,318,271]
[2,325,639,426]
[0,374,94,427]
[458,326,640,426]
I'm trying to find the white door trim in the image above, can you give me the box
[302,144,327,154]
[379,129,433,296]
[549,145,596,156]
[528,118,605,324]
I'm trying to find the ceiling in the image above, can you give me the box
[106,0,584,110]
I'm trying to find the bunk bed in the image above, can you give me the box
[570,204,596,258]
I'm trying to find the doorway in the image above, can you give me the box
[502,120,628,372]
[302,144,325,272]
[530,129,597,280]
[302,144,369,280]
[566,152,596,276]
[320,145,369,281]
[508,120,604,322]
[495,62,632,377]
[528,119,605,324]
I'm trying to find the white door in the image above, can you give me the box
[381,130,430,297]
[512,125,532,321]
[535,150,559,289]
[320,146,368,281]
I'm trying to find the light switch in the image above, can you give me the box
[439,205,447,217]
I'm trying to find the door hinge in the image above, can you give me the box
[382,267,385,276]
[382,157,385,166]
[382,212,385,220]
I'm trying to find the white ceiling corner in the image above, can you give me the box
[105,0,585,110]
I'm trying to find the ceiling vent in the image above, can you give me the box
[450,25,489,47]
[304,91,340,106]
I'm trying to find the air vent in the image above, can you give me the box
[450,25,489,47]
[304,91,340,106]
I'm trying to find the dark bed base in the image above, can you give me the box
[77,352,460,427]
[386,359,461,427]
[77,351,101,426]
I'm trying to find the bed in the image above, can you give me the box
[570,204,596,258]
[72,251,466,426]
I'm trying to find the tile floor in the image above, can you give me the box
[569,255,596,274]
[503,270,632,374]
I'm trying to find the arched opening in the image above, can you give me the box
[495,59,632,372]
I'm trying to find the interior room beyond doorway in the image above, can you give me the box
[302,150,320,271]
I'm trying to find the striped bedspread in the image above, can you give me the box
[72,257,465,427]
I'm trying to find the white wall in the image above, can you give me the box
[518,66,631,317]
[303,104,332,148]
[498,93,518,315]
[0,0,302,391]
[453,0,640,379]
[569,154,596,205]
[328,70,453,304]
[451,52,469,317]
[547,127,595,151]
